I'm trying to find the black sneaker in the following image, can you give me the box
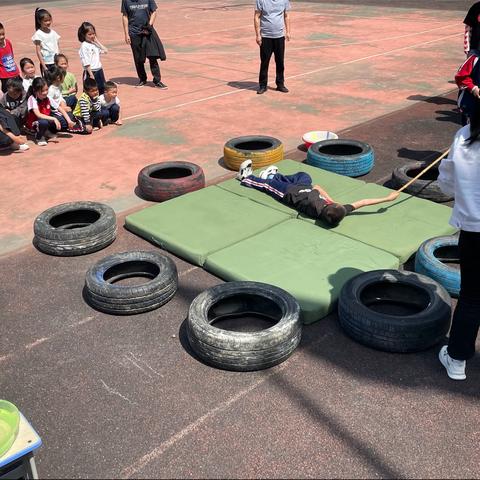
[135,80,147,88]
[154,81,168,90]
[276,85,289,93]
[257,86,267,95]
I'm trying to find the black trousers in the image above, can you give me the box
[448,230,480,360]
[130,34,160,83]
[258,36,285,88]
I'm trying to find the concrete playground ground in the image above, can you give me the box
[1,0,479,478]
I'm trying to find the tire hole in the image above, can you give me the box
[149,167,192,179]
[234,140,273,151]
[433,245,460,268]
[103,260,160,285]
[406,166,439,181]
[360,281,431,316]
[49,209,101,229]
[208,294,282,332]
[317,144,363,156]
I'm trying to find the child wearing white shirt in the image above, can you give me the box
[32,8,60,77]
[78,21,108,94]
[20,57,39,92]
[99,81,121,125]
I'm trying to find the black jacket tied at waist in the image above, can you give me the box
[139,25,166,62]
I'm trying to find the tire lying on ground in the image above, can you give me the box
[391,161,452,202]
[414,235,460,297]
[223,135,284,171]
[306,139,374,177]
[338,270,451,353]
[84,250,178,315]
[187,281,302,371]
[33,201,117,256]
[137,161,205,202]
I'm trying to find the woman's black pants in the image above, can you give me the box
[448,230,480,360]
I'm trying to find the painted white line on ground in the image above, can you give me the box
[119,362,290,478]
[0,315,96,365]
[166,22,457,56]
[123,32,460,122]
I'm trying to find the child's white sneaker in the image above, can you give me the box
[259,165,278,179]
[11,143,30,152]
[36,138,48,146]
[236,159,253,180]
[439,345,466,380]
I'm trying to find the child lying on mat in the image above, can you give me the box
[237,160,399,226]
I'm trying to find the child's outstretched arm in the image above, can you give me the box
[350,191,399,210]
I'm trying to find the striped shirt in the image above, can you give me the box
[73,92,100,124]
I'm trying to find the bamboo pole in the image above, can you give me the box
[396,149,450,193]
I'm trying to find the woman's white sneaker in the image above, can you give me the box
[439,345,466,380]
[36,138,48,146]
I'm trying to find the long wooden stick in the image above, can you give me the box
[396,149,450,193]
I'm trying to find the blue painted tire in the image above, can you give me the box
[306,139,374,177]
[414,235,460,297]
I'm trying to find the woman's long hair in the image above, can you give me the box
[467,98,480,144]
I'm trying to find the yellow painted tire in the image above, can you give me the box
[223,135,284,171]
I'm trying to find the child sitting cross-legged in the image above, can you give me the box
[72,77,106,134]
[46,66,83,133]
[99,80,121,125]
[25,76,60,146]
[54,53,77,109]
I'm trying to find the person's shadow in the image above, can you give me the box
[109,77,143,86]
[227,81,258,91]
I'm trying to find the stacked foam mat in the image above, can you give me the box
[126,160,456,324]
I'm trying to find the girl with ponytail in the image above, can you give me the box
[32,8,60,77]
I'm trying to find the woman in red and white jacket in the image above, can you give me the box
[455,53,480,124]
[437,102,480,381]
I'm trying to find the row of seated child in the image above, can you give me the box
[0,55,121,152]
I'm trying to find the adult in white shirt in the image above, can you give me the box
[437,108,480,381]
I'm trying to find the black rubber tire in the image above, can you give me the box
[306,139,374,177]
[187,281,302,371]
[414,235,460,297]
[391,161,453,202]
[137,161,205,202]
[338,270,451,353]
[84,250,178,315]
[223,135,284,170]
[33,201,117,256]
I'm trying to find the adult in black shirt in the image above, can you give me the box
[121,0,167,88]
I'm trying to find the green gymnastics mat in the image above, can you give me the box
[205,219,399,323]
[297,183,456,263]
[217,159,366,215]
[125,186,290,266]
